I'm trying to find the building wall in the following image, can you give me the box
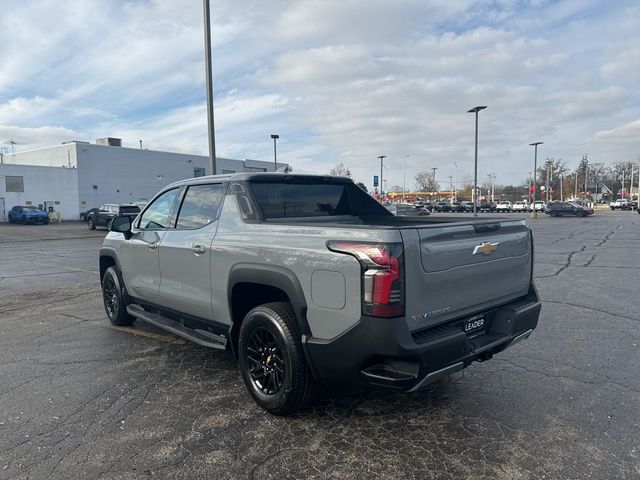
[0,164,79,222]
[1,143,78,168]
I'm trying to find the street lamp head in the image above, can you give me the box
[271,134,279,140]
[529,141,543,146]
[467,106,487,113]
[378,155,386,160]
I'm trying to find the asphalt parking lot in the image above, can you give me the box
[1,213,639,479]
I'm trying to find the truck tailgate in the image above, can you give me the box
[401,220,532,331]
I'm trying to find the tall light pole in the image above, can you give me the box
[467,106,487,216]
[378,155,386,198]
[271,134,279,171]
[403,155,409,202]
[203,0,217,175]
[449,176,453,202]
[454,162,458,202]
[431,167,438,198]
[529,142,543,219]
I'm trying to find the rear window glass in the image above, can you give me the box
[249,180,390,219]
[120,206,141,214]
[176,183,226,228]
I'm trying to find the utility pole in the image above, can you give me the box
[629,163,633,200]
[529,142,543,219]
[560,174,563,201]
[546,161,551,202]
[574,168,578,199]
[583,154,588,200]
[403,155,409,202]
[378,155,386,198]
[203,0,217,175]
[449,176,453,202]
[467,106,487,217]
[454,162,458,202]
[270,134,279,171]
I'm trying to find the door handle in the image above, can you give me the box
[192,245,206,254]
[148,242,158,250]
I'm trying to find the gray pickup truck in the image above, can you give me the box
[100,173,541,415]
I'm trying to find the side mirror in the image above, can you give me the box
[111,216,132,239]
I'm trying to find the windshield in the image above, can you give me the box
[22,206,40,212]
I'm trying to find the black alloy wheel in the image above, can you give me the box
[101,267,135,326]
[88,218,96,230]
[246,327,286,395]
[238,302,318,415]
[103,273,119,318]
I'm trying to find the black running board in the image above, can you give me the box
[126,304,227,350]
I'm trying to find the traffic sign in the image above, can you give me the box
[373,175,379,187]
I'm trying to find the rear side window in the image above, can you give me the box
[249,181,390,219]
[175,183,226,229]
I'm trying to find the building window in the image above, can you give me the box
[247,167,267,172]
[93,185,98,190]
[5,176,24,192]
[222,169,236,174]
[194,167,206,177]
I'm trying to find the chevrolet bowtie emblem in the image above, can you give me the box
[473,241,499,255]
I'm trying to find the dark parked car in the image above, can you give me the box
[88,204,141,230]
[80,207,101,221]
[432,201,451,212]
[387,203,430,216]
[545,201,592,217]
[7,205,49,224]
[479,201,496,212]
[450,202,464,212]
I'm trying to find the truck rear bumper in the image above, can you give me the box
[305,285,541,391]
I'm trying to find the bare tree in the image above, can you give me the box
[388,184,403,193]
[415,171,439,192]
[329,162,352,177]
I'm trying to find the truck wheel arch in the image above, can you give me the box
[227,264,311,358]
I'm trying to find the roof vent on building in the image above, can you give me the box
[96,137,122,147]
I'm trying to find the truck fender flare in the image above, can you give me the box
[227,263,311,337]
[99,247,121,280]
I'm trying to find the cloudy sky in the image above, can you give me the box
[1,0,639,189]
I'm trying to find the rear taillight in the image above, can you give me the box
[328,241,404,318]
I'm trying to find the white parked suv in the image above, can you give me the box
[533,201,546,212]
[495,201,512,213]
[512,201,530,213]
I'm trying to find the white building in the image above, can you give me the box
[0,137,286,222]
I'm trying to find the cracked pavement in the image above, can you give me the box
[1,214,639,479]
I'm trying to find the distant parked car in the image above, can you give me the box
[432,201,451,213]
[88,204,141,230]
[495,201,512,213]
[7,205,49,225]
[512,201,530,213]
[80,207,100,221]
[450,202,464,212]
[532,201,546,212]
[546,201,592,217]
[479,201,496,213]
[610,199,634,210]
[461,201,476,212]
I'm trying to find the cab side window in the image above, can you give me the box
[175,183,226,229]
[138,188,180,230]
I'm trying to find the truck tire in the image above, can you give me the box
[101,266,135,326]
[238,302,318,415]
